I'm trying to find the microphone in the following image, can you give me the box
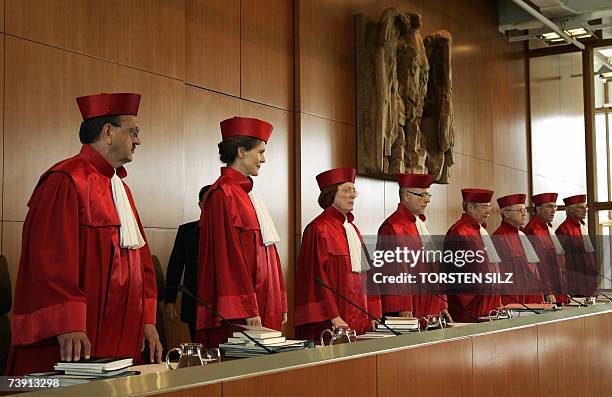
[590,268,612,302]
[314,277,401,336]
[178,285,276,354]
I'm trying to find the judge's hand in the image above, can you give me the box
[398,311,413,318]
[330,316,348,327]
[246,316,262,327]
[143,324,163,363]
[371,320,378,331]
[57,331,91,362]
[441,309,453,324]
[545,294,556,304]
[164,303,178,321]
[281,312,288,325]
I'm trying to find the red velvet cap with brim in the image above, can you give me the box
[497,194,526,208]
[76,92,141,120]
[563,194,587,206]
[461,188,494,203]
[397,173,434,188]
[220,116,273,143]
[316,168,356,190]
[532,193,558,206]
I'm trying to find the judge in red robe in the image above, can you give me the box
[376,173,450,321]
[444,189,502,322]
[294,168,381,341]
[196,117,287,348]
[523,193,568,305]
[6,93,161,375]
[493,194,544,305]
[555,195,598,297]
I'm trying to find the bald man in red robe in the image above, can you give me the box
[556,195,598,297]
[196,117,287,348]
[294,168,381,340]
[6,93,161,375]
[444,189,502,322]
[493,194,544,305]
[376,173,450,320]
[523,193,568,305]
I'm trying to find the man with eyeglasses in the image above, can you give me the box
[376,173,451,322]
[555,195,598,297]
[492,194,544,305]
[523,193,568,305]
[6,93,162,376]
[443,189,502,322]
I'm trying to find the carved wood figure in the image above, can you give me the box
[356,8,454,183]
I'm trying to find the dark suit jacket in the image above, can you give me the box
[164,220,199,325]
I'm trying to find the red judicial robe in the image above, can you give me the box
[294,206,382,340]
[556,216,598,296]
[6,145,157,375]
[523,216,569,304]
[493,221,544,305]
[195,167,287,348]
[444,214,502,322]
[377,204,447,318]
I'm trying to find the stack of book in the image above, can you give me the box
[220,326,310,357]
[45,358,136,385]
[504,303,557,317]
[376,316,419,333]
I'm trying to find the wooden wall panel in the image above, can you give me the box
[239,100,294,333]
[0,1,4,32]
[183,87,240,222]
[223,355,377,397]
[3,37,184,228]
[297,0,359,123]
[0,34,4,217]
[5,0,185,79]
[352,176,385,236]
[446,153,494,232]
[537,317,587,397]
[377,338,473,397]
[299,114,356,230]
[186,0,240,96]
[473,326,539,397]
[584,312,612,396]
[241,0,294,110]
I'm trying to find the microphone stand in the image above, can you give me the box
[179,285,276,354]
[314,277,401,336]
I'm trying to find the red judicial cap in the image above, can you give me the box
[497,194,526,208]
[461,188,494,203]
[563,194,587,206]
[532,193,558,206]
[397,173,434,188]
[316,168,356,190]
[220,116,273,143]
[76,92,141,120]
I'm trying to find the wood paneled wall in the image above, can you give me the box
[296,0,528,235]
[2,0,528,348]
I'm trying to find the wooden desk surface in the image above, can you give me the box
[17,303,612,397]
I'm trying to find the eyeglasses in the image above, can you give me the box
[574,205,588,210]
[539,204,558,210]
[340,188,358,197]
[504,208,528,214]
[406,191,432,199]
[476,203,492,209]
[111,123,140,139]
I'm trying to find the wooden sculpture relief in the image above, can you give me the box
[356,8,454,183]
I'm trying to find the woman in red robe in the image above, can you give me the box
[294,168,381,341]
[196,117,287,348]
